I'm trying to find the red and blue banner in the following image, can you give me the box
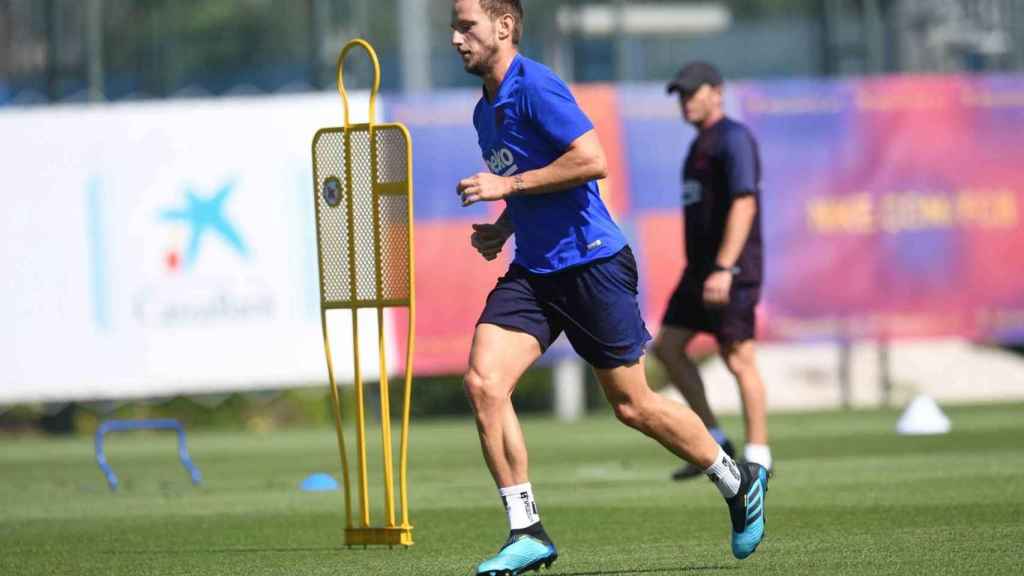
[741,75,1024,343]
[3,75,1020,401]
[389,74,1024,375]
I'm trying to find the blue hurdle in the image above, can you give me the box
[95,418,203,491]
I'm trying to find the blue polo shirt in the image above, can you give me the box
[472,54,627,274]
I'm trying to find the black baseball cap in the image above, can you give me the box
[666,61,723,95]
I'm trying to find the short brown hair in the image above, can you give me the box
[480,0,523,45]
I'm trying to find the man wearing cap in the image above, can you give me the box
[653,61,774,482]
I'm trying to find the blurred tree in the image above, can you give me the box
[714,0,820,19]
[102,0,315,96]
[1,0,1022,101]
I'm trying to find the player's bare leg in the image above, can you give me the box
[464,323,541,487]
[720,340,771,471]
[653,327,737,479]
[593,357,719,467]
[464,323,557,575]
[653,326,718,428]
[595,356,769,560]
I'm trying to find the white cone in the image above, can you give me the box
[896,394,951,435]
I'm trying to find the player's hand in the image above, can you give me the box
[470,222,512,261]
[703,271,732,307]
[457,172,513,206]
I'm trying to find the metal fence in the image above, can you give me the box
[2,0,1023,104]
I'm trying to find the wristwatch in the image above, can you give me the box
[713,263,741,275]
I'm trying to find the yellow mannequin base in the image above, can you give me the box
[345,526,414,547]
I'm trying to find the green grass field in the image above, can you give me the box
[2,402,1022,575]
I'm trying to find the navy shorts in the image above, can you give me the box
[662,275,760,346]
[477,246,652,369]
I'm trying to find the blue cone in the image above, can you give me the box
[300,472,340,492]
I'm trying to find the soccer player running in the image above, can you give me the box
[450,2,769,574]
[653,61,774,481]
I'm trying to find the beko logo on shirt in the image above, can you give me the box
[682,180,702,206]
[487,147,519,176]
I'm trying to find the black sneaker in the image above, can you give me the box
[671,438,736,481]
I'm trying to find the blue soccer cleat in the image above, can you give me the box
[475,534,558,576]
[726,461,769,559]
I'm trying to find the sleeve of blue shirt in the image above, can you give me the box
[522,72,594,152]
[724,127,759,197]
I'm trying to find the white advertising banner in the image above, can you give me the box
[0,93,397,403]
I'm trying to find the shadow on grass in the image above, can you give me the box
[550,567,737,575]
[103,547,345,554]
[101,550,736,573]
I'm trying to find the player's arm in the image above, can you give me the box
[715,197,756,271]
[705,129,759,306]
[460,72,604,206]
[704,196,756,305]
[457,130,606,206]
[471,208,514,261]
[513,130,607,194]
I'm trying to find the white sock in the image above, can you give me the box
[744,443,773,471]
[704,447,742,499]
[499,482,540,530]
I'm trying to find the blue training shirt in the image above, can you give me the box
[472,54,627,274]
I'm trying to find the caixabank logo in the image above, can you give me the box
[132,180,276,328]
[159,181,249,271]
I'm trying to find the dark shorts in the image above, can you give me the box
[477,246,652,369]
[662,275,761,346]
